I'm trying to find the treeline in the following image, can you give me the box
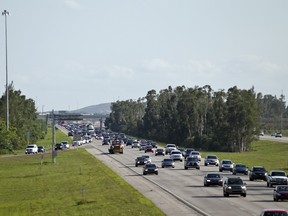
[0,83,47,153]
[105,85,287,152]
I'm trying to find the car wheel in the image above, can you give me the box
[205,163,207,166]
[274,197,278,201]
[197,167,200,170]
[219,169,222,172]
[249,177,253,181]
[155,172,158,175]
[233,172,236,175]
[185,167,188,170]
[267,182,269,187]
[242,193,246,197]
[162,166,164,168]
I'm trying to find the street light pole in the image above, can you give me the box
[2,10,9,130]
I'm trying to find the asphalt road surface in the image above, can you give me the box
[84,140,288,216]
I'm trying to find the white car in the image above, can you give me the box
[170,150,183,162]
[165,144,177,154]
[61,141,70,149]
[25,144,38,154]
[189,151,201,161]
[131,141,140,148]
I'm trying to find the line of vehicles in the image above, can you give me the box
[101,138,288,204]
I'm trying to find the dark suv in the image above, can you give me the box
[223,177,247,197]
[249,166,267,181]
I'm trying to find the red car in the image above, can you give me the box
[145,145,154,153]
[260,209,288,216]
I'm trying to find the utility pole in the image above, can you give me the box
[2,10,9,130]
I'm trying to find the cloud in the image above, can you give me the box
[63,0,82,10]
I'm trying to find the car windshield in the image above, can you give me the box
[271,172,286,176]
[277,186,288,191]
[164,159,172,162]
[207,174,220,178]
[146,164,156,168]
[236,164,246,168]
[187,157,197,161]
[157,149,164,152]
[167,144,176,147]
[112,140,121,145]
[207,155,217,159]
[253,167,266,172]
[222,160,232,164]
[263,211,288,216]
[227,178,243,184]
[191,152,199,155]
[171,151,180,155]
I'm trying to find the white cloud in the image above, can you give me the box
[63,0,82,10]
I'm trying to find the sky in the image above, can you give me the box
[0,0,287,112]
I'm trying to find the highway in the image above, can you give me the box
[84,139,288,216]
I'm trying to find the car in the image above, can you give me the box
[233,163,248,175]
[141,155,152,163]
[25,144,38,154]
[37,146,45,153]
[143,163,158,175]
[161,158,175,168]
[259,209,288,216]
[150,141,158,148]
[259,131,264,136]
[204,173,223,186]
[144,145,154,153]
[135,156,149,167]
[275,132,282,138]
[155,148,165,156]
[164,144,177,154]
[183,148,195,159]
[54,143,64,150]
[61,141,70,149]
[204,155,219,166]
[273,185,288,201]
[267,170,288,187]
[184,157,200,170]
[170,150,183,161]
[126,138,133,146]
[131,140,140,148]
[139,143,147,151]
[68,131,74,136]
[102,139,110,145]
[223,177,247,197]
[219,159,234,172]
[108,139,124,154]
[72,140,81,146]
[188,151,201,161]
[249,166,267,181]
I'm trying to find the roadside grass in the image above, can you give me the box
[201,140,288,172]
[0,148,164,216]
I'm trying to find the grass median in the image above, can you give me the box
[0,134,164,216]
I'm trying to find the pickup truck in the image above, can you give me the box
[266,170,288,187]
[108,139,124,154]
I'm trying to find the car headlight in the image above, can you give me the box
[228,186,232,189]
[144,169,148,171]
[241,186,246,189]
[207,180,211,182]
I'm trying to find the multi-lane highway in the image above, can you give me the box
[84,139,288,216]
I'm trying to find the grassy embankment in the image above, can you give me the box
[0,129,164,216]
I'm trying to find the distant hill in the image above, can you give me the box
[71,103,111,115]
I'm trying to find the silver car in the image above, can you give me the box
[170,150,183,162]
